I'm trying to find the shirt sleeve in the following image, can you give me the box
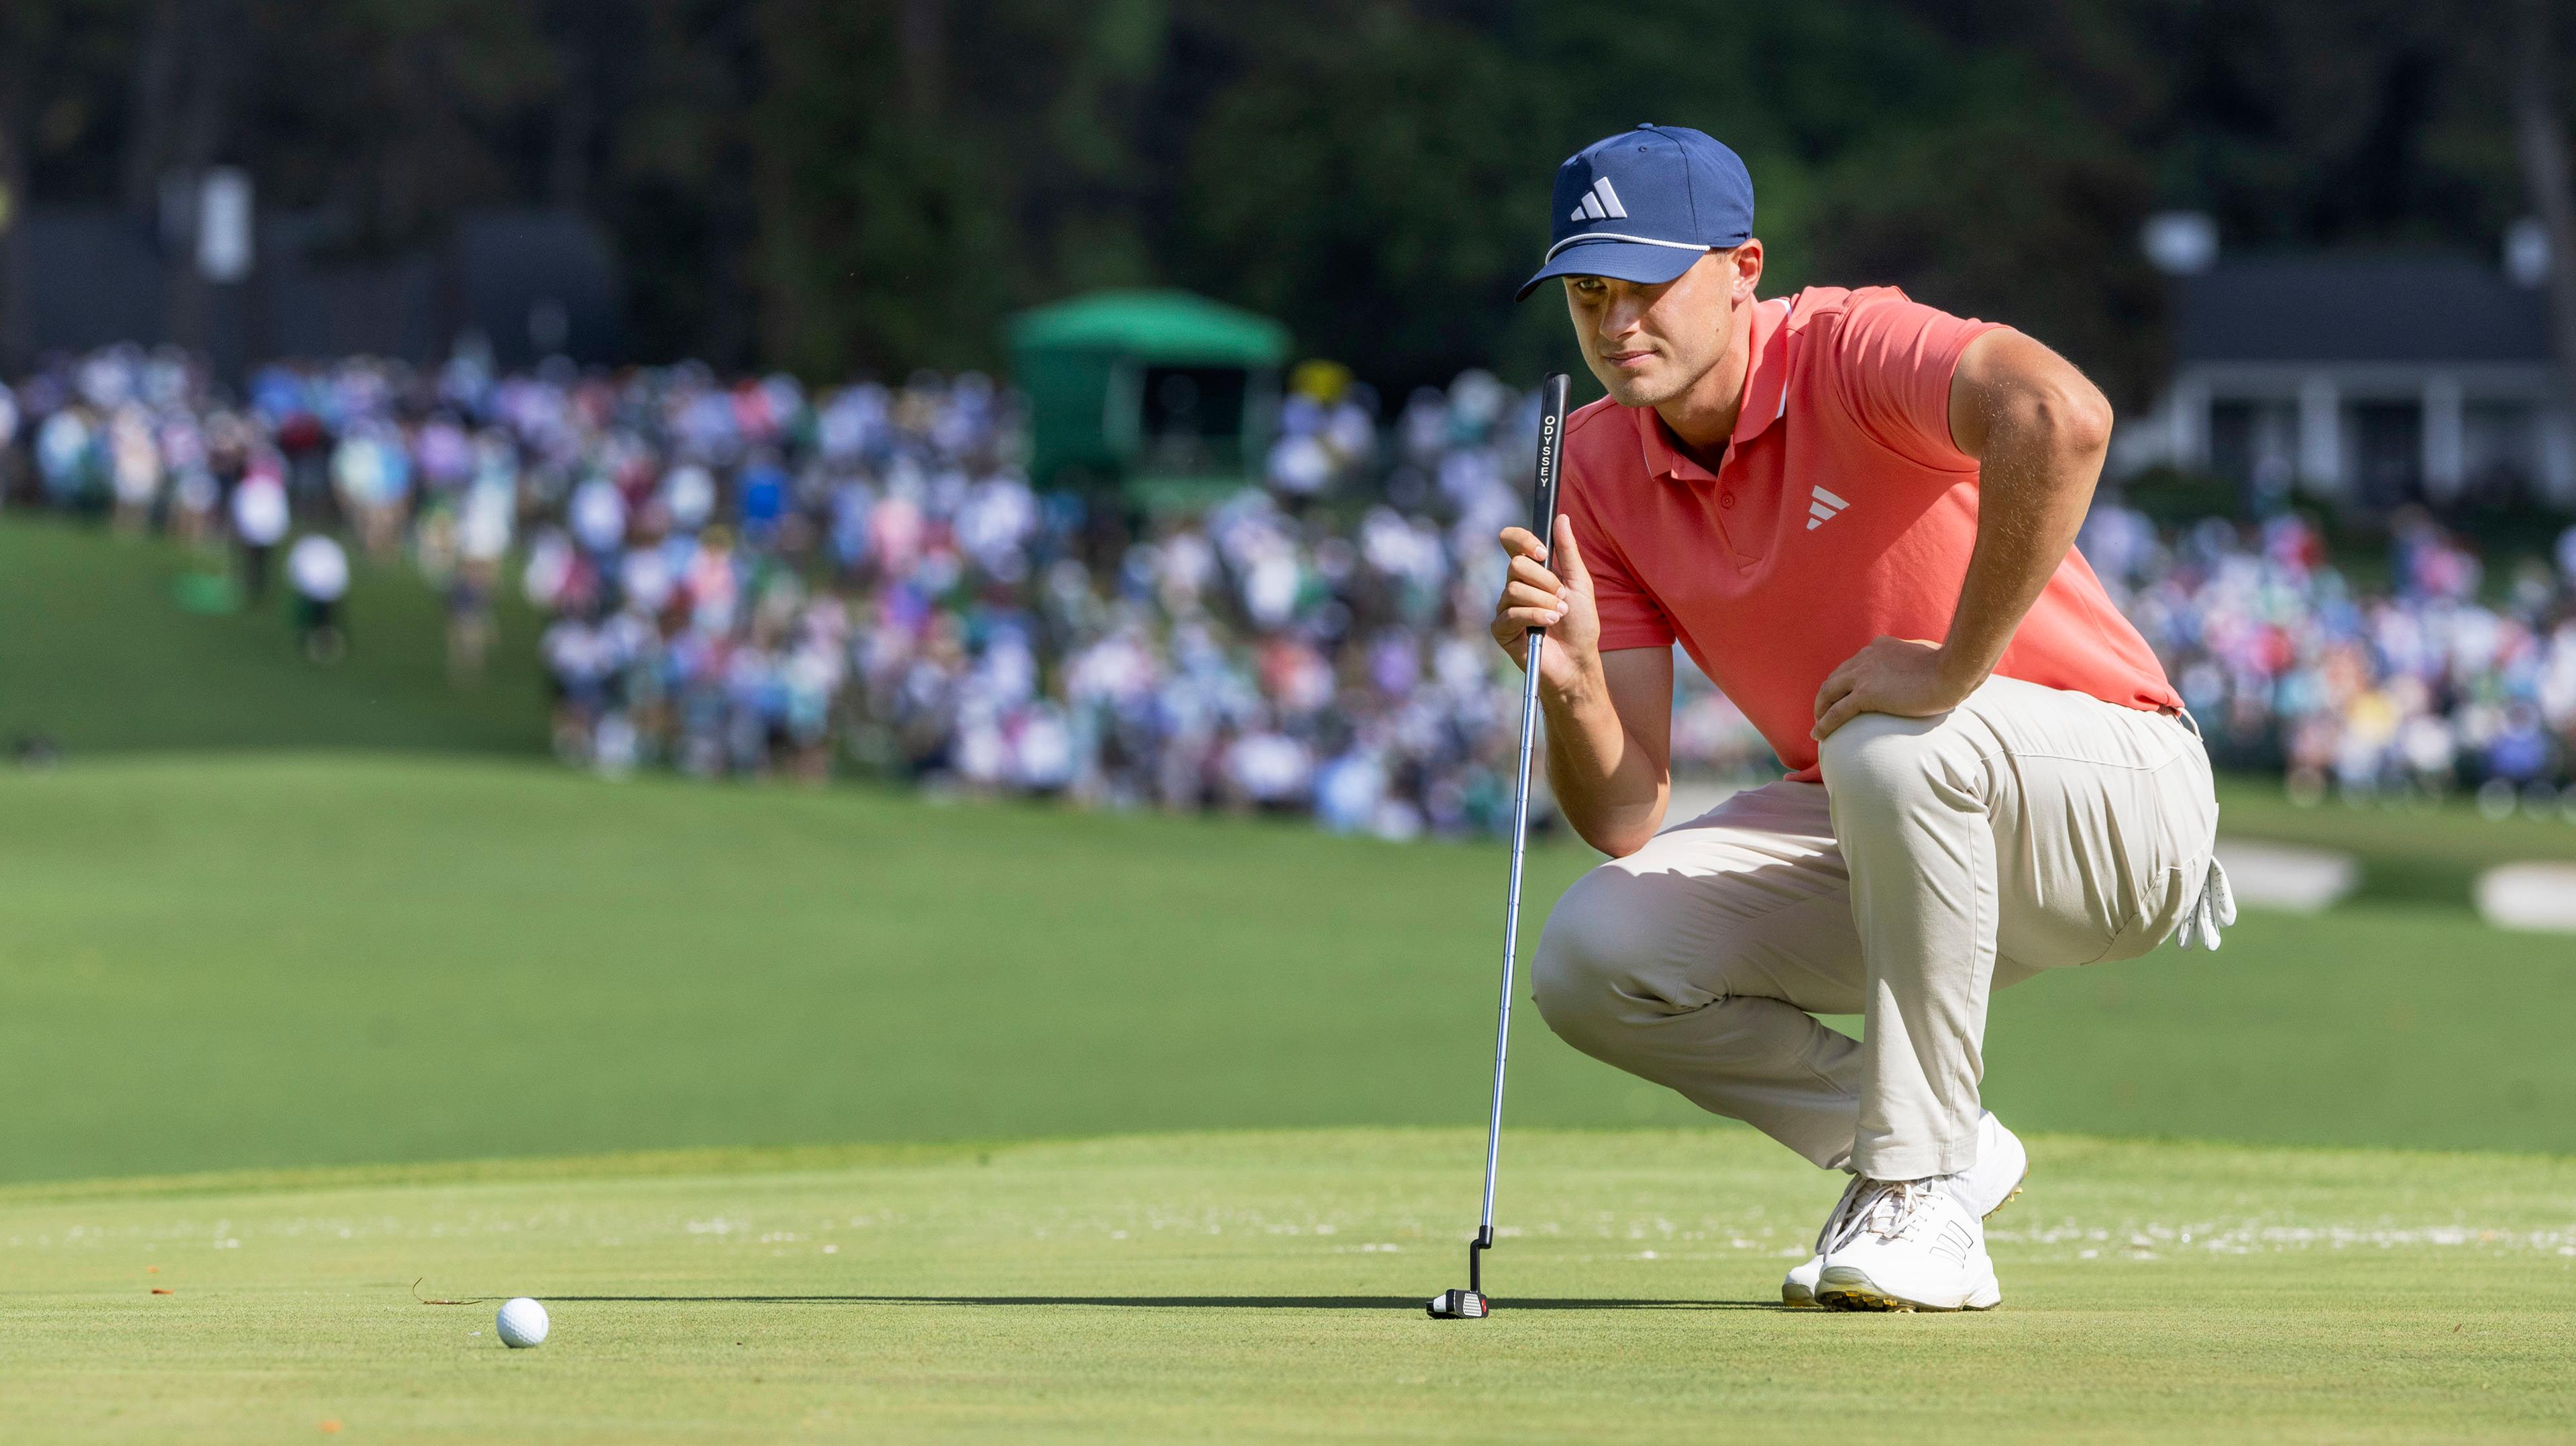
[1559,467,1675,653]
[1828,289,2003,472]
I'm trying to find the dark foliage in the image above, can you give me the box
[0,0,2562,401]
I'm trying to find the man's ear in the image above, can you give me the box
[1732,240,1765,302]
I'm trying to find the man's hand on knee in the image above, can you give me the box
[1812,636,1978,741]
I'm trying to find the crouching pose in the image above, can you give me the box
[1497,126,2231,1312]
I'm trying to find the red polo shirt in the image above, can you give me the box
[1560,285,2180,782]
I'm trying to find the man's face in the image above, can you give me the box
[1562,244,1764,409]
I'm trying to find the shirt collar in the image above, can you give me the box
[1635,295,1794,484]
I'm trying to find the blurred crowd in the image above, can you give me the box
[0,345,1765,838]
[2082,501,2576,815]
[7,343,2575,830]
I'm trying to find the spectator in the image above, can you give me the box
[447,470,513,686]
[286,532,351,663]
[229,464,290,604]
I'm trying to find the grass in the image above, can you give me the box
[4,753,2576,1190]
[2214,777,2576,908]
[5,1128,2572,1443]
[7,519,2576,1439]
[0,515,547,755]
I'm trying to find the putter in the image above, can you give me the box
[1430,370,1570,1321]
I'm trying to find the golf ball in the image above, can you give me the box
[495,1297,549,1349]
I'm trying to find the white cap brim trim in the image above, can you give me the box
[1542,232,1716,263]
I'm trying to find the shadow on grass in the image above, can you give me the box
[545,1294,1779,1312]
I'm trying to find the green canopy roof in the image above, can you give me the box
[1007,289,1289,366]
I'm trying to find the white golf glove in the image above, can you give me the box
[2173,856,2237,951]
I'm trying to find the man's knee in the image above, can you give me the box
[1816,711,1949,826]
[1530,864,1673,1047]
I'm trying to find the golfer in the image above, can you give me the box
[1497,125,2232,1312]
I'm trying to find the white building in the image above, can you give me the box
[2113,252,2576,509]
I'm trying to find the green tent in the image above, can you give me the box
[1007,289,1290,500]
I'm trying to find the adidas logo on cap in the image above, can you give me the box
[1568,176,1628,223]
[1806,486,1849,531]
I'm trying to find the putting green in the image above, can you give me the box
[7,1128,2572,1443]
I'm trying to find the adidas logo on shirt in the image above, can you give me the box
[1569,176,1628,222]
[1805,486,1849,531]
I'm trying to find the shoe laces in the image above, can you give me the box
[1849,1176,1944,1245]
[1813,1175,1870,1254]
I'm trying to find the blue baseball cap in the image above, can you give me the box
[1515,125,1756,301]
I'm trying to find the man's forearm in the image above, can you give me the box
[1939,362,2112,696]
[1540,660,1666,857]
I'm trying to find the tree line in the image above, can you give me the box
[0,0,2570,406]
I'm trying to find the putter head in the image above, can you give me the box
[1426,1288,1489,1319]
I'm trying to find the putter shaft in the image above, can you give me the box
[1460,372,1569,1310]
[1479,632,1544,1244]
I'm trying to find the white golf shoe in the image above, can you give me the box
[1783,1253,1826,1307]
[1780,1174,1865,1308]
[1781,1111,2026,1309]
[1814,1176,2002,1312]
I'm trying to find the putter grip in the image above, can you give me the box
[1525,372,1571,639]
[1531,372,1570,538]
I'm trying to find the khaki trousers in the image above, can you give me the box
[1531,676,2220,1181]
